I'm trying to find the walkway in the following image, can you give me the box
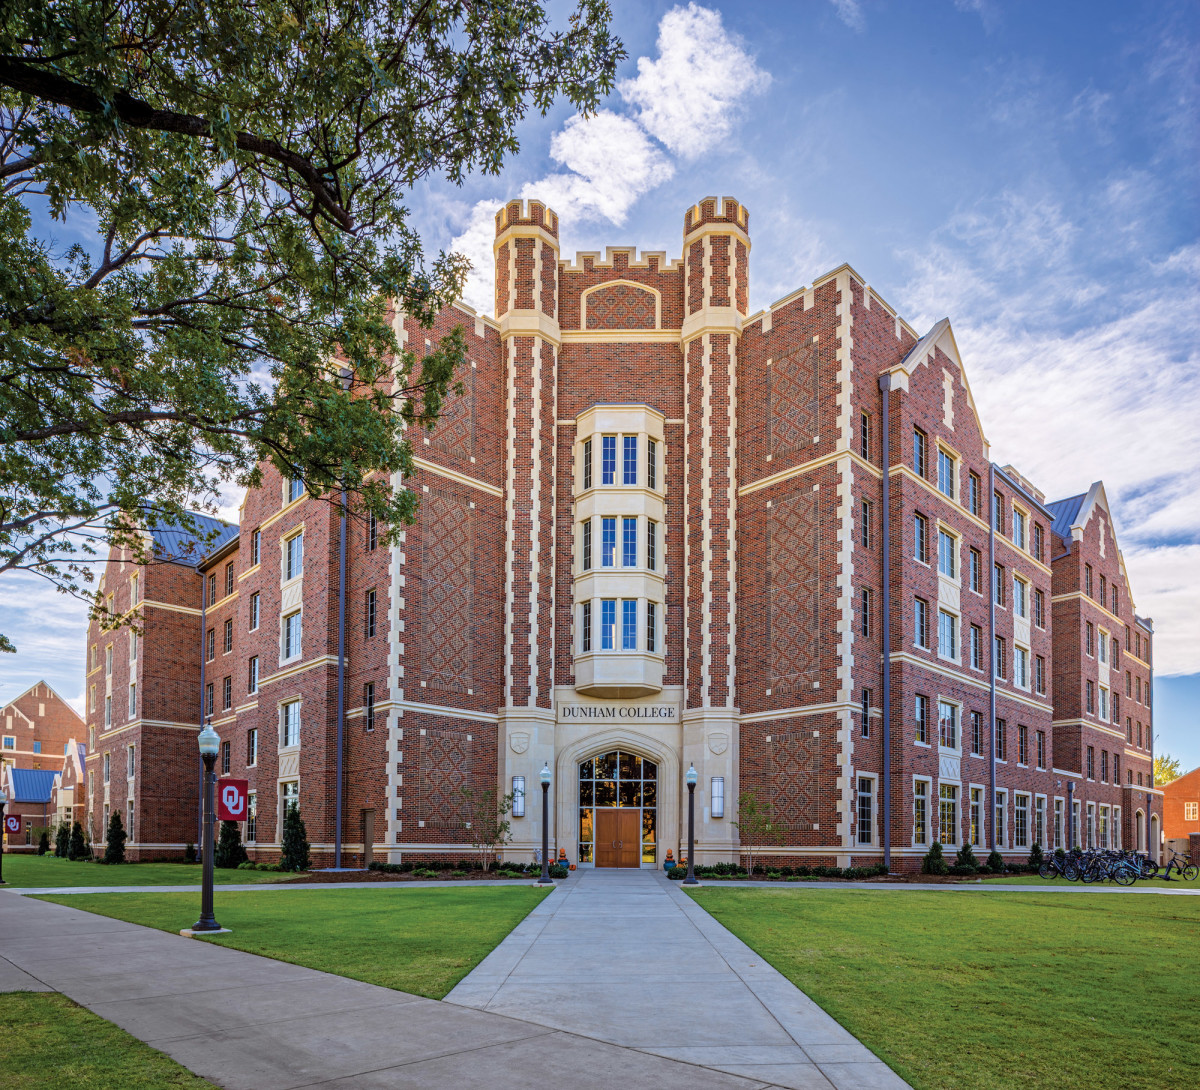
[446,868,908,1089]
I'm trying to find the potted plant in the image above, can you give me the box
[663,849,676,871]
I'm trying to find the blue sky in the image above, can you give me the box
[3,0,1197,766]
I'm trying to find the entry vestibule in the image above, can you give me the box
[579,750,657,867]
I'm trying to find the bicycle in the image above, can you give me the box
[1157,849,1199,882]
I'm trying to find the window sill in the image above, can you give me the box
[914,741,931,749]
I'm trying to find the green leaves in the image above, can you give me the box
[0,0,623,648]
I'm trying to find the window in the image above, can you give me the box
[861,689,872,738]
[282,701,301,747]
[1086,745,1095,779]
[221,740,231,775]
[1112,640,1119,668]
[582,438,593,490]
[994,636,1006,679]
[1015,794,1029,848]
[128,682,136,717]
[1085,680,1095,714]
[1100,574,1107,605]
[647,601,657,653]
[285,532,303,580]
[992,491,1004,532]
[1013,577,1027,618]
[581,601,592,653]
[1099,630,1108,664]
[996,791,1007,847]
[965,711,982,755]
[1014,646,1028,688]
[130,630,138,661]
[938,700,958,749]
[288,477,304,503]
[971,788,983,847]
[937,449,956,498]
[103,751,110,783]
[1099,805,1109,849]
[1035,655,1046,695]
[647,439,657,490]
[860,587,873,639]
[205,627,215,662]
[622,517,637,567]
[104,694,112,729]
[250,592,260,630]
[1084,564,1093,598]
[225,562,234,598]
[247,728,258,767]
[1086,622,1094,656]
[861,499,872,548]
[1032,523,1043,561]
[1185,802,1198,822]
[127,744,135,777]
[2,735,12,750]
[914,598,929,649]
[251,529,261,566]
[1113,692,1120,720]
[207,573,216,605]
[221,675,231,711]
[601,435,616,484]
[995,718,1007,761]
[1017,724,1028,765]
[859,411,871,460]
[621,599,637,651]
[1054,799,1064,850]
[939,784,958,845]
[970,548,982,593]
[366,589,377,638]
[1013,509,1026,549]
[601,517,616,567]
[1111,586,1119,615]
[1113,753,1120,783]
[1136,675,1142,702]
[1034,588,1045,627]
[281,780,299,822]
[622,435,638,485]
[938,610,957,659]
[1099,686,1109,721]
[970,625,983,670]
[600,600,616,650]
[938,529,956,577]
[367,513,378,552]
[914,781,928,845]
[364,682,376,732]
[204,683,213,717]
[223,618,233,653]
[284,611,302,659]
[915,695,929,743]
[581,519,592,570]
[647,521,657,571]
[130,573,138,604]
[968,472,981,517]
[89,686,96,713]
[993,564,1006,606]
[1101,749,1109,782]
[246,792,257,842]
[91,644,97,671]
[914,514,929,563]
[913,428,927,476]
[857,777,874,844]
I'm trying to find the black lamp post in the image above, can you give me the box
[538,763,553,884]
[191,724,222,932]
[683,764,698,885]
[0,787,8,886]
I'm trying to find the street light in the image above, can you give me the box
[538,763,553,885]
[0,787,8,886]
[191,724,223,932]
[683,764,698,886]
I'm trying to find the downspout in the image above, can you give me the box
[988,463,997,852]
[335,489,347,869]
[198,574,207,850]
[878,373,892,871]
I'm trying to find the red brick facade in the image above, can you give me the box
[81,197,1162,868]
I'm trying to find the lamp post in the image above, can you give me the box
[683,764,698,885]
[0,787,8,886]
[538,763,553,885]
[191,724,222,932]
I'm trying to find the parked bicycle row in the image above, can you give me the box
[1038,847,1197,884]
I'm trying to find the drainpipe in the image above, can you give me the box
[988,463,997,852]
[335,488,347,869]
[1067,781,1074,851]
[198,574,207,849]
[878,373,892,871]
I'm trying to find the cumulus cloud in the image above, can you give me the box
[828,0,865,32]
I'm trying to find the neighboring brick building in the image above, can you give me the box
[82,196,1162,868]
[1162,766,1200,855]
[2,682,84,775]
[53,742,89,830]
[1,767,58,851]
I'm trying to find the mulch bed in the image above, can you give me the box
[280,869,545,884]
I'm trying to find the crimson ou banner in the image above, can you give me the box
[216,779,249,822]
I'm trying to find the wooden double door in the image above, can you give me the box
[594,809,642,868]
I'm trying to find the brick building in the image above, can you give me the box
[1,767,58,851]
[2,682,84,775]
[1162,766,1200,855]
[81,196,1162,868]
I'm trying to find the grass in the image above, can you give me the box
[980,871,1200,889]
[39,886,549,998]
[689,888,1200,1090]
[0,991,211,1089]
[0,853,291,888]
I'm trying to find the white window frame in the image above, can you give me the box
[913,777,931,847]
[856,774,877,846]
[281,700,301,748]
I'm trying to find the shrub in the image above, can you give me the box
[214,820,249,869]
[667,866,686,880]
[985,850,1005,874]
[955,843,979,870]
[1055,847,1066,861]
[102,811,127,864]
[67,821,86,861]
[54,822,69,857]
[279,802,311,872]
[547,863,568,879]
[183,842,197,864]
[948,864,979,876]
[37,830,50,855]
[921,842,950,875]
[1028,842,1044,867]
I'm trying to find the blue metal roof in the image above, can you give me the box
[1047,494,1086,542]
[150,513,239,567]
[8,768,58,803]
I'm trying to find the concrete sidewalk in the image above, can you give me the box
[446,868,908,1090]
[0,885,855,1090]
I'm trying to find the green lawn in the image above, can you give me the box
[0,853,291,888]
[1,991,211,1089]
[39,886,548,998]
[690,888,1200,1090]
[980,871,1200,889]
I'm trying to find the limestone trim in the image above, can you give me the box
[493,222,559,256]
[891,651,1053,712]
[386,311,409,854]
[681,305,744,345]
[397,698,499,723]
[502,337,519,706]
[526,333,546,707]
[1050,592,1129,629]
[738,449,882,497]
[560,247,683,273]
[561,330,681,344]
[411,458,503,498]
[1051,717,1126,741]
[258,654,338,688]
[681,222,751,253]
[580,278,662,330]
[256,492,308,534]
[142,599,202,617]
[498,309,562,346]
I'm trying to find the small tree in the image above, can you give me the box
[921,841,949,875]
[1028,842,1044,868]
[183,842,197,864]
[54,821,69,857]
[280,803,311,872]
[985,850,1005,874]
[1153,753,1182,787]
[214,820,249,869]
[36,828,50,855]
[732,790,779,876]
[460,787,514,871]
[103,811,127,864]
[67,821,86,861]
[955,842,979,870]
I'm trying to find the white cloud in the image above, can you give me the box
[828,0,865,32]
[618,3,770,159]
[1121,544,1200,677]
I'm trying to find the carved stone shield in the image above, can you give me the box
[708,732,729,756]
[510,731,530,755]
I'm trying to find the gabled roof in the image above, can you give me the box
[1,680,82,724]
[150,514,239,568]
[1047,493,1087,541]
[6,767,59,804]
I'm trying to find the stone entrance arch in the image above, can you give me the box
[555,728,680,868]
[1135,809,1145,853]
